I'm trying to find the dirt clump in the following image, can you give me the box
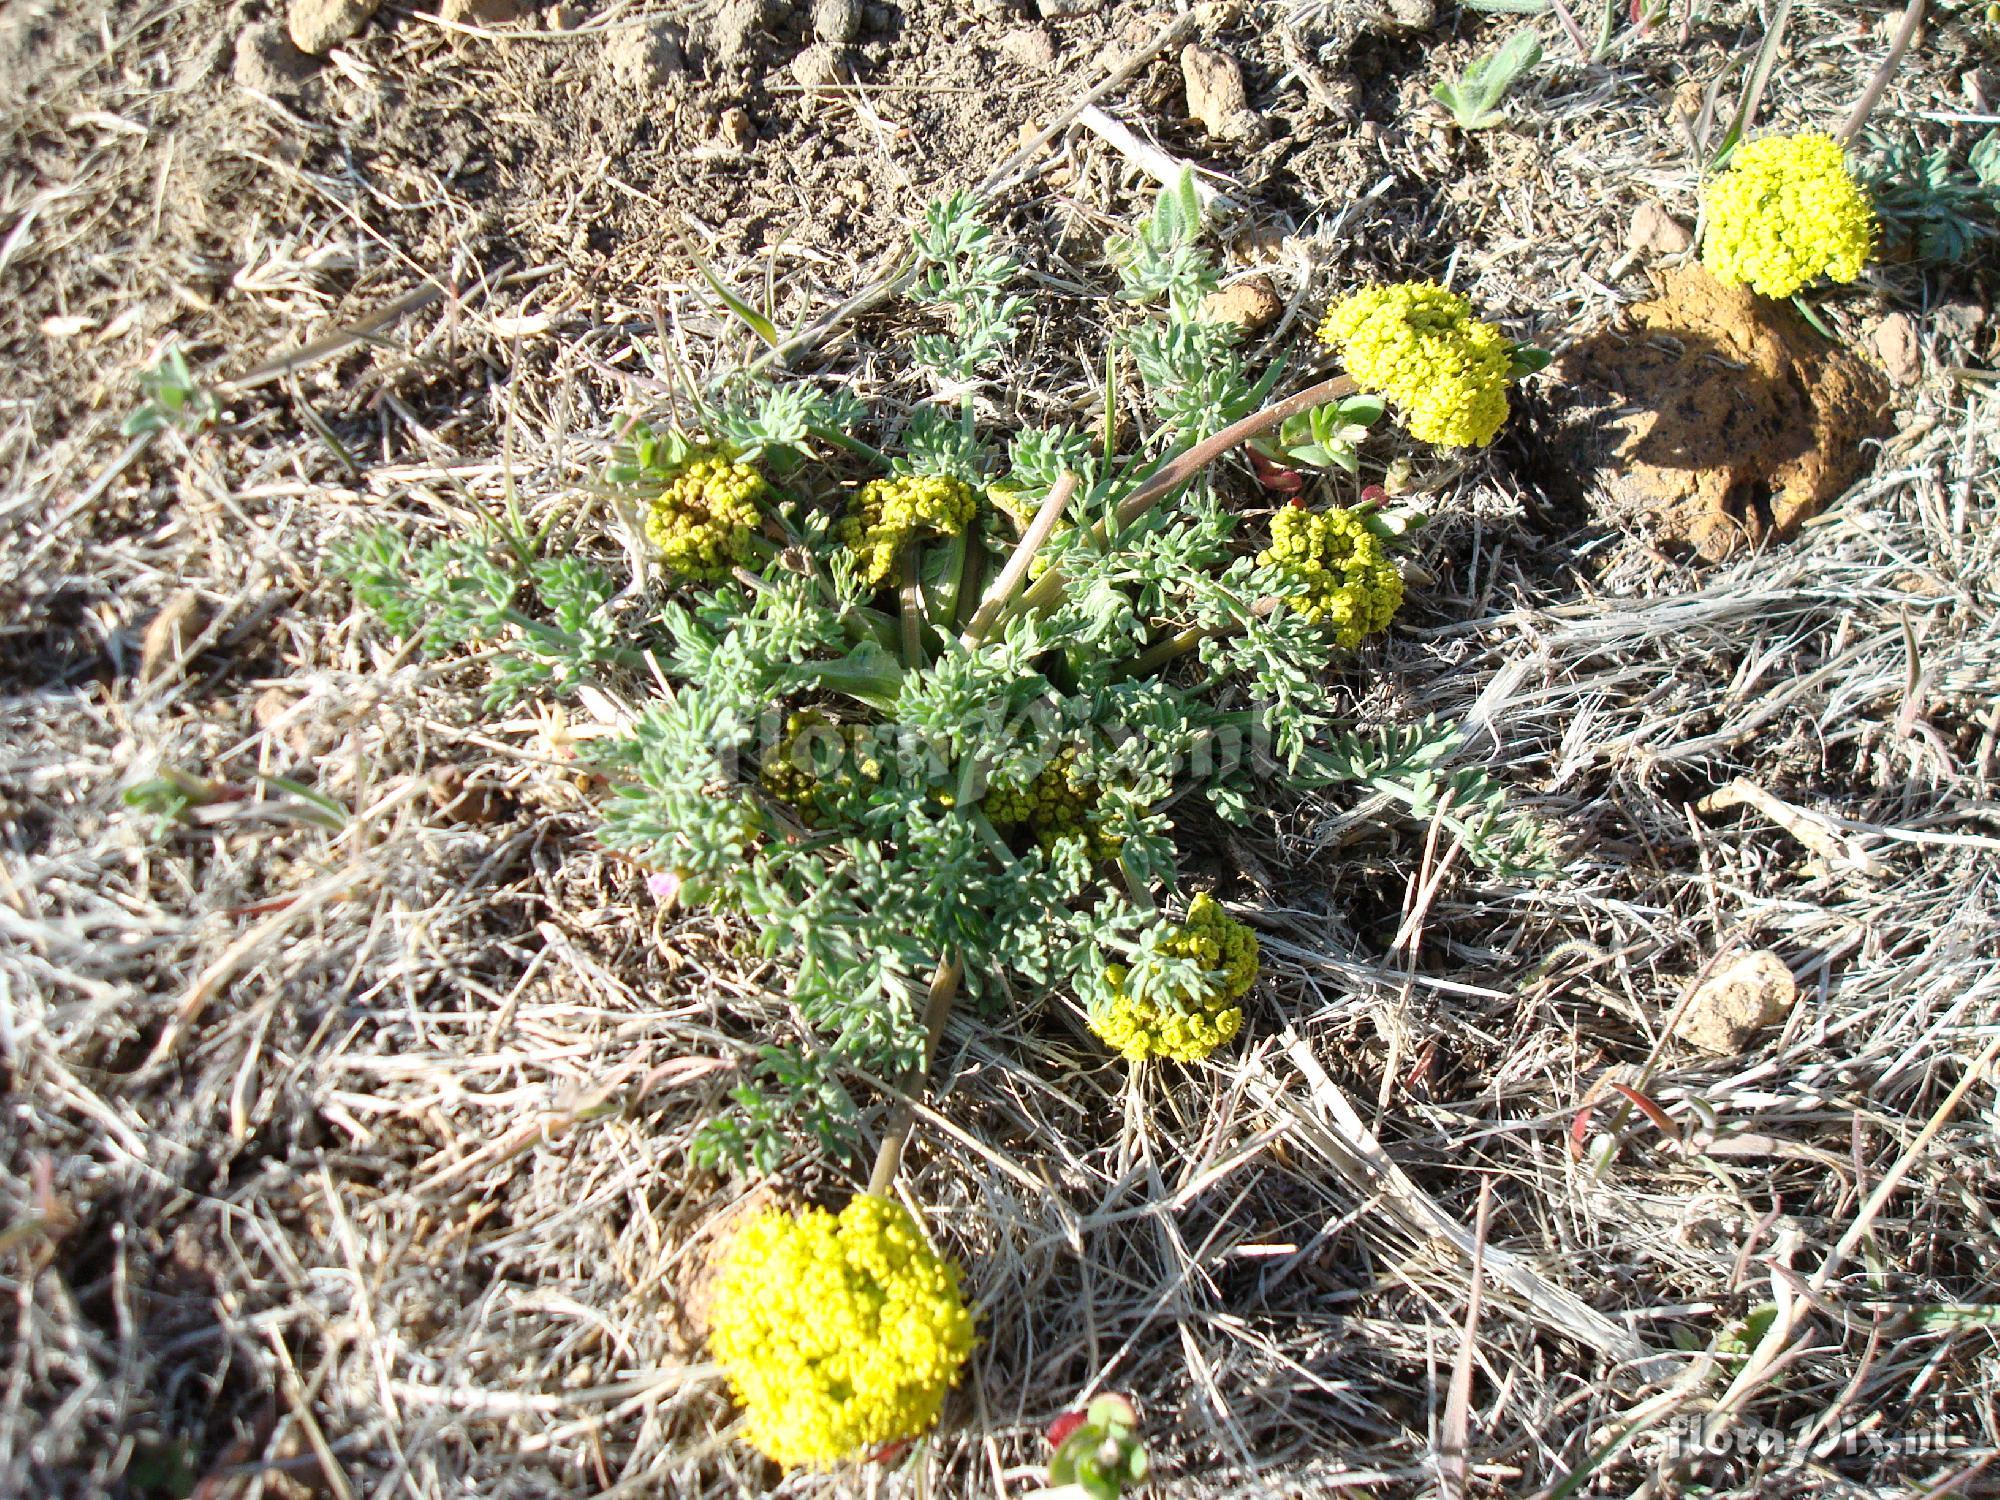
[286,0,380,54]
[1544,266,1892,560]
[1674,950,1798,1055]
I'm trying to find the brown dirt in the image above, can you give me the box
[1546,265,1894,560]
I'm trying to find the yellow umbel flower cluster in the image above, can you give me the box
[644,456,766,580]
[1702,132,1875,298]
[1317,282,1512,448]
[1257,506,1403,649]
[1089,893,1260,1063]
[984,746,1121,861]
[708,1195,976,1469]
[760,710,882,827]
[840,474,978,589]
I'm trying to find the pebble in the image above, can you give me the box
[1870,311,1922,386]
[139,592,211,686]
[812,0,864,43]
[716,106,756,149]
[234,22,312,89]
[547,4,585,28]
[1673,950,1797,1055]
[789,41,845,88]
[1933,296,1988,346]
[440,0,525,25]
[709,0,767,68]
[607,20,685,88]
[1180,42,1260,141]
[1037,0,1101,14]
[286,0,380,54]
[1201,275,1283,333]
[1627,201,1694,257]
[1000,25,1056,69]
[1384,0,1436,28]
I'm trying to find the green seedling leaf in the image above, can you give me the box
[1507,341,1553,376]
[1708,0,1792,169]
[1432,29,1543,130]
[673,222,782,347]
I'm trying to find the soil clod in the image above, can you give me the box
[1675,950,1798,1054]
[607,20,686,90]
[1545,266,1893,559]
[1181,41,1261,141]
[285,0,380,54]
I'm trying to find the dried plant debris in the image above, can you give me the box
[1544,266,1893,560]
[4,0,2000,1494]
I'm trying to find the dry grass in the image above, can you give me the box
[5,0,2000,1496]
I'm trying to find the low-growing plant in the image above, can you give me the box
[1431,28,1544,131]
[1861,127,2000,265]
[339,177,1550,1182]
[123,346,218,438]
[1047,1394,1150,1498]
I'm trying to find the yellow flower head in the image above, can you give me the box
[984,745,1122,861]
[1702,132,1875,298]
[1089,893,1260,1063]
[840,474,978,590]
[645,455,765,580]
[1316,282,1512,448]
[708,1195,976,1468]
[760,710,883,827]
[1257,505,1403,649]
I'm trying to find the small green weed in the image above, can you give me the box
[1432,29,1544,130]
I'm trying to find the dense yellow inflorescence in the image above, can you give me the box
[707,1195,977,1469]
[840,474,979,589]
[1257,505,1403,649]
[1089,893,1261,1063]
[760,710,882,827]
[644,456,766,580]
[1701,132,1876,298]
[1316,282,1513,448]
[984,746,1122,861]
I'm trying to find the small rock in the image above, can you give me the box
[1201,275,1282,333]
[139,591,211,685]
[716,106,755,149]
[1383,0,1436,28]
[1933,296,1988,346]
[789,41,845,88]
[1181,42,1259,141]
[547,4,584,29]
[1673,950,1796,1055]
[1000,25,1056,69]
[286,0,380,54]
[234,22,312,90]
[708,0,767,68]
[1628,201,1694,258]
[842,177,870,208]
[1871,311,1922,386]
[971,0,1020,16]
[1195,0,1243,25]
[607,20,685,87]
[812,0,864,43]
[442,0,525,24]
[1037,0,1101,13]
